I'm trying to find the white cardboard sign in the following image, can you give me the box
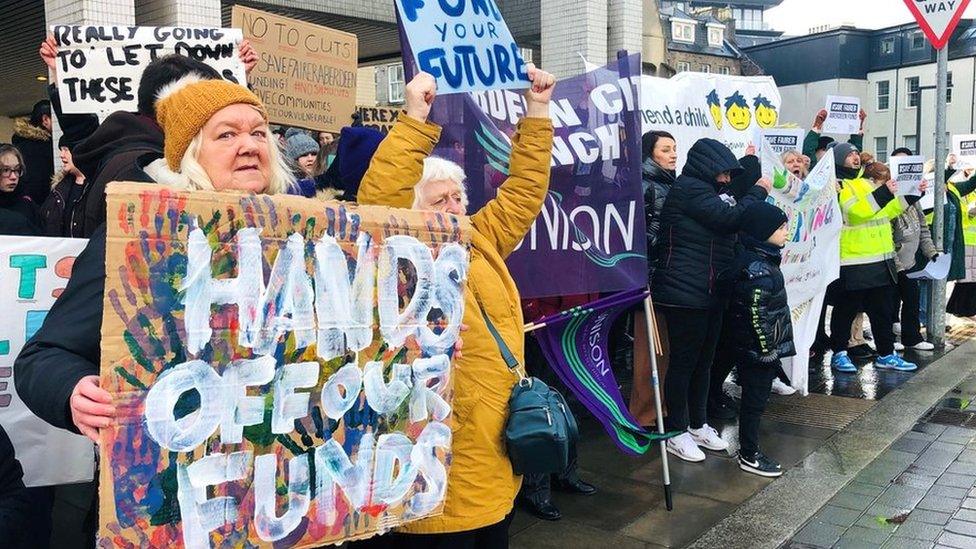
[953,134,976,169]
[890,155,926,196]
[52,25,245,116]
[823,95,861,135]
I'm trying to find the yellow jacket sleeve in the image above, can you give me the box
[470,117,554,259]
[356,112,442,208]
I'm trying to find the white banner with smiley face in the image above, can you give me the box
[639,72,783,171]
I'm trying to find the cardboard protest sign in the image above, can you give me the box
[52,25,245,116]
[356,106,400,134]
[762,128,806,155]
[890,155,926,196]
[232,6,358,133]
[640,72,782,169]
[394,0,530,95]
[0,236,94,486]
[953,134,976,169]
[761,141,842,395]
[822,95,861,135]
[98,184,470,547]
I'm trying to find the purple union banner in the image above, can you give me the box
[397,12,648,298]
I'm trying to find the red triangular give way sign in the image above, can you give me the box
[903,0,972,49]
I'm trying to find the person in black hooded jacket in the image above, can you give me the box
[652,137,771,463]
[724,201,795,478]
[10,100,53,205]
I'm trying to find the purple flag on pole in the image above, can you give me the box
[532,289,677,455]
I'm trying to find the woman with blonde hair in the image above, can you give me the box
[781,149,808,179]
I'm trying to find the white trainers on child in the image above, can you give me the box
[771,378,797,396]
[666,432,706,462]
[689,424,730,451]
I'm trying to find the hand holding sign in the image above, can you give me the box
[238,38,257,75]
[822,95,862,135]
[890,155,926,196]
[39,35,58,79]
[70,375,115,442]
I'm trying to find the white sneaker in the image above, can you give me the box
[689,424,730,451]
[771,378,797,396]
[666,433,706,462]
[893,322,902,336]
[894,341,905,351]
[910,341,936,351]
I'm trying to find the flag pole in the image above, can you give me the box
[643,294,672,511]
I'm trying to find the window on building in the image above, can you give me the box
[672,21,695,43]
[701,64,711,73]
[906,76,920,108]
[877,80,890,111]
[875,137,889,163]
[947,71,954,103]
[719,66,731,75]
[904,135,918,153]
[911,31,926,50]
[662,1,686,10]
[880,37,895,55]
[708,27,724,47]
[676,60,691,72]
[388,63,404,104]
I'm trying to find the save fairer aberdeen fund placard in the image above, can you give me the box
[99,184,471,547]
[52,25,245,116]
[232,5,358,133]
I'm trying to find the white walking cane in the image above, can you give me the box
[643,294,673,511]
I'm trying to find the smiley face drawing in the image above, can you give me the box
[706,89,722,129]
[724,91,751,131]
[753,94,778,128]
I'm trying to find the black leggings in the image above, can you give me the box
[738,361,777,458]
[660,305,724,431]
[830,284,897,356]
[895,272,924,346]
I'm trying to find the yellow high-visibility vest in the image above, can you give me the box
[839,173,906,266]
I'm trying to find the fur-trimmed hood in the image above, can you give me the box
[13,117,51,143]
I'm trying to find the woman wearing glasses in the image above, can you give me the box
[0,144,44,236]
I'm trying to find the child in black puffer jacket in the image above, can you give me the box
[724,201,795,478]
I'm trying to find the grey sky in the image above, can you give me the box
[765,0,976,37]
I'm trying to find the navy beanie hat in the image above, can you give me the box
[741,201,789,242]
[320,126,385,200]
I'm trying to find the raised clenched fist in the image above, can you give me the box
[404,72,437,123]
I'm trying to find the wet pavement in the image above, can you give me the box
[785,374,976,549]
[42,319,976,549]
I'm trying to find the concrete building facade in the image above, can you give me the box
[744,22,976,162]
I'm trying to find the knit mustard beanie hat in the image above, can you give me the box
[155,75,267,170]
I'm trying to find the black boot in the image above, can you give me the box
[552,476,597,496]
[519,494,562,521]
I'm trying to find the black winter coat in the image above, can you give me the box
[0,193,44,236]
[0,425,29,545]
[40,171,88,237]
[72,112,162,238]
[642,157,675,282]
[15,225,105,432]
[724,236,796,363]
[10,118,53,205]
[652,138,768,309]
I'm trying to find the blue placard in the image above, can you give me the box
[395,0,531,94]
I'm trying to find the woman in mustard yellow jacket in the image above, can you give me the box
[356,67,555,546]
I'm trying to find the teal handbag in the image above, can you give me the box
[481,310,579,475]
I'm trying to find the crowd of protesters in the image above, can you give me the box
[2,36,976,549]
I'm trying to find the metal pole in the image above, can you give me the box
[931,46,949,347]
[642,295,673,511]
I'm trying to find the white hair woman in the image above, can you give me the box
[412,156,469,214]
[146,75,294,195]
